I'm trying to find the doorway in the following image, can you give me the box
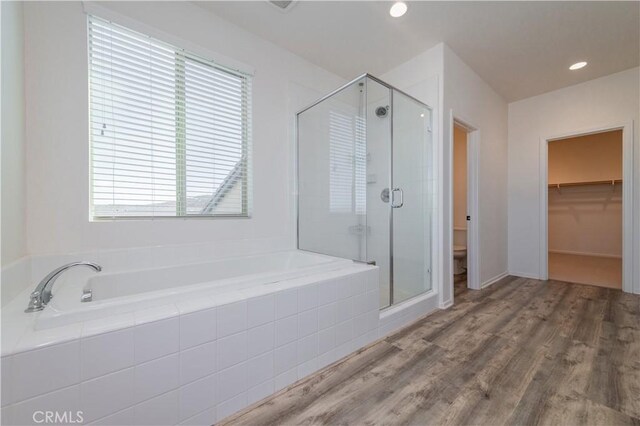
[453,124,469,296]
[547,130,623,288]
[451,116,479,298]
[540,123,634,293]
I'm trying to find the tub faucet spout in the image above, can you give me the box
[25,262,102,313]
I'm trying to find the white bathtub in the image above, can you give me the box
[2,247,439,425]
[36,250,353,329]
[3,249,382,425]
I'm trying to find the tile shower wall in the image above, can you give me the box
[1,268,379,425]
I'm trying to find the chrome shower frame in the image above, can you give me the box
[295,73,433,309]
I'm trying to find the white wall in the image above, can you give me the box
[381,44,443,108]
[508,67,639,291]
[23,1,344,257]
[549,185,623,258]
[1,1,27,267]
[443,45,509,301]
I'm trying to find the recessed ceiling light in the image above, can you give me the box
[569,61,587,70]
[390,1,407,18]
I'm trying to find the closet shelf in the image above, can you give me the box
[548,179,622,189]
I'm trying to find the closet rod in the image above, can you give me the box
[548,179,622,189]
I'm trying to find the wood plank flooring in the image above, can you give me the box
[221,276,640,426]
[453,273,468,298]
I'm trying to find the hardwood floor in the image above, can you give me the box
[221,276,640,426]
[453,273,468,298]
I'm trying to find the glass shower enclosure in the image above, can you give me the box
[297,75,433,308]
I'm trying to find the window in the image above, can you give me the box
[88,16,252,219]
[329,111,366,214]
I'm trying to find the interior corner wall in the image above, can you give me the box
[380,43,443,109]
[1,1,27,267]
[442,45,509,300]
[23,1,344,257]
[507,67,640,292]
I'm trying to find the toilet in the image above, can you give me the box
[453,228,467,275]
[453,245,467,275]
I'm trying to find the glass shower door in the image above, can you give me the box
[390,90,432,304]
[296,75,432,309]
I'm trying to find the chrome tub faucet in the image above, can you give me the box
[25,262,102,313]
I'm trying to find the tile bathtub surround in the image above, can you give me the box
[80,327,135,381]
[0,266,380,425]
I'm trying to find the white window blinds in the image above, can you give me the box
[329,111,366,214]
[88,16,252,219]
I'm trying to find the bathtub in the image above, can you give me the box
[36,250,353,329]
[1,245,438,425]
[3,248,383,425]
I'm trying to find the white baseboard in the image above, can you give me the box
[508,271,541,280]
[439,299,453,309]
[481,271,509,288]
[548,249,622,259]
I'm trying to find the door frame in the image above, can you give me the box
[539,121,634,293]
[449,112,481,292]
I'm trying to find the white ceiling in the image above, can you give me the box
[195,1,639,102]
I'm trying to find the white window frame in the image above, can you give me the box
[88,15,252,220]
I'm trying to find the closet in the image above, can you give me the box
[547,130,622,289]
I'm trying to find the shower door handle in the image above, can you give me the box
[391,188,404,208]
